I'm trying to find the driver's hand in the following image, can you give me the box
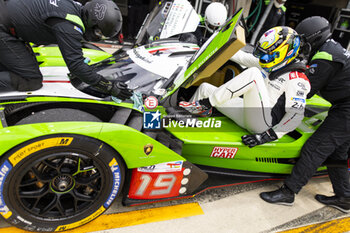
[110,81,133,100]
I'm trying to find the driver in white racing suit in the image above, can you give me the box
[180,26,310,148]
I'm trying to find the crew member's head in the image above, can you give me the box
[295,16,332,59]
[82,0,123,41]
[204,2,228,33]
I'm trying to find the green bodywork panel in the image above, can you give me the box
[33,46,112,66]
[0,121,184,169]
[2,96,133,108]
[163,9,244,99]
[0,97,183,168]
[306,95,331,107]
[0,94,330,174]
[166,112,328,174]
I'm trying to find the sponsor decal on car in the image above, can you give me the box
[9,137,73,167]
[144,143,153,155]
[210,147,238,159]
[129,161,184,199]
[104,158,121,208]
[143,111,161,129]
[17,215,32,226]
[144,96,158,110]
[131,47,153,63]
[137,161,183,173]
[55,206,105,231]
[0,160,12,219]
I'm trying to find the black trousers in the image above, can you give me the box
[0,27,42,91]
[285,110,350,197]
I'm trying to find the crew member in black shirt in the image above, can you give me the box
[0,0,132,99]
[260,16,350,213]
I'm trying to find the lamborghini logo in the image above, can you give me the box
[144,144,153,155]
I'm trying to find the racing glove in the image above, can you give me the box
[94,77,133,100]
[241,128,278,148]
[110,81,133,100]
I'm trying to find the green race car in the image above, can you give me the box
[0,7,333,232]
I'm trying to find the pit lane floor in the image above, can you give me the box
[1,174,350,233]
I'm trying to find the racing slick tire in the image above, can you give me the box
[0,134,125,232]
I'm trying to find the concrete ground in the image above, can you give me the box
[0,175,342,233]
[0,168,349,233]
[95,176,350,233]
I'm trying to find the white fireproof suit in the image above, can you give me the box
[191,50,311,138]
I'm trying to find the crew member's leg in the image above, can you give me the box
[314,137,350,213]
[0,28,42,91]
[327,144,350,197]
[284,126,338,193]
[260,115,350,207]
[284,115,350,194]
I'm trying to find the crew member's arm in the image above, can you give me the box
[47,18,102,84]
[46,18,132,99]
[306,59,342,98]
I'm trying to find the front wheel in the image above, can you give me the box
[0,134,125,232]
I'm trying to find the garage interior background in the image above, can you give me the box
[113,0,350,50]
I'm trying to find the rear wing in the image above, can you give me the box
[162,8,246,99]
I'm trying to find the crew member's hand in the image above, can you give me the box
[241,128,278,148]
[110,81,133,100]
